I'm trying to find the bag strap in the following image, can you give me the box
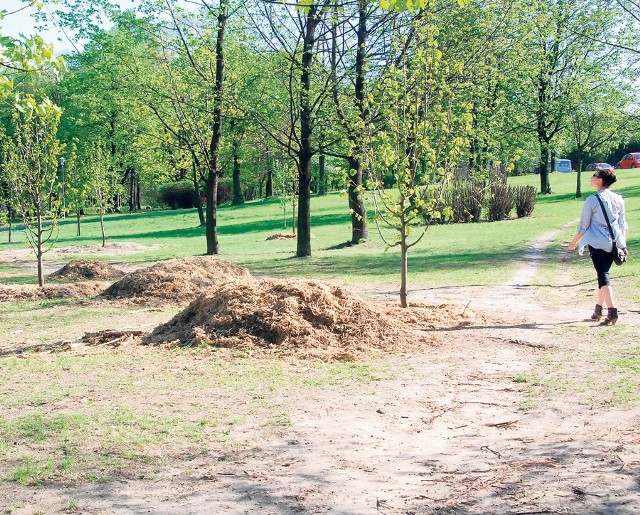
[595,194,616,242]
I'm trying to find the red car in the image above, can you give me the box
[617,152,640,169]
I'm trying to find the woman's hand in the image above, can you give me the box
[569,234,582,251]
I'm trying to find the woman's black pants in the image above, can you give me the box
[589,245,614,289]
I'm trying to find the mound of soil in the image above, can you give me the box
[144,278,435,359]
[0,282,109,302]
[100,256,253,303]
[48,260,125,282]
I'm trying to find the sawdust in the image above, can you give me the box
[100,256,253,304]
[144,277,437,359]
[48,260,125,282]
[0,282,109,302]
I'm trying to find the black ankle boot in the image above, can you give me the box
[600,307,618,326]
[591,304,603,321]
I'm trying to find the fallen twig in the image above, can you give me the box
[485,420,519,428]
[82,330,146,346]
[480,445,502,458]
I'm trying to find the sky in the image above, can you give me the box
[1,0,134,54]
[2,0,73,52]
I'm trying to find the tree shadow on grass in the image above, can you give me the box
[245,245,524,279]
[54,213,351,245]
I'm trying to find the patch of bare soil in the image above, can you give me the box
[0,242,163,262]
[0,281,108,302]
[100,255,252,304]
[144,278,440,359]
[47,259,125,282]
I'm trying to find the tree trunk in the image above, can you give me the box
[282,201,287,229]
[76,208,81,236]
[538,137,551,194]
[292,193,297,235]
[193,164,206,227]
[100,211,106,248]
[205,173,219,254]
[296,6,321,258]
[351,1,369,244]
[536,66,554,195]
[265,167,273,198]
[348,157,368,244]
[232,136,244,205]
[318,153,327,196]
[332,0,368,245]
[576,154,584,198]
[37,212,44,287]
[469,103,480,175]
[8,206,12,243]
[128,167,137,212]
[205,1,228,255]
[400,239,408,308]
[296,155,311,256]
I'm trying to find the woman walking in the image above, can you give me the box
[569,166,629,325]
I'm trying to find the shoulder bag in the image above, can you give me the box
[595,194,626,266]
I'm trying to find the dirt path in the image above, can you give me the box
[3,231,640,514]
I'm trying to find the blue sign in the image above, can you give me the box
[555,159,572,173]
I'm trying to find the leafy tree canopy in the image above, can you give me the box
[287,0,468,12]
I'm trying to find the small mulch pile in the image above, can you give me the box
[143,277,437,360]
[48,260,125,282]
[266,233,297,241]
[0,282,108,302]
[100,256,253,304]
[384,303,502,331]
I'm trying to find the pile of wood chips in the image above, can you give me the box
[144,277,439,360]
[100,256,253,304]
[48,259,125,281]
[266,233,297,240]
[383,303,501,331]
[0,282,108,302]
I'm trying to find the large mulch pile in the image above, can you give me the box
[0,282,109,302]
[48,260,125,282]
[143,277,437,359]
[100,256,253,303]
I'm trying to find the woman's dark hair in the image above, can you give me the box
[595,166,617,187]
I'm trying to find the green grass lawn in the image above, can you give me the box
[1,170,639,299]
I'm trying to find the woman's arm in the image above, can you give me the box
[569,199,593,251]
[569,232,584,251]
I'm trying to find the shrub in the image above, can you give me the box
[443,181,486,223]
[487,183,515,221]
[514,185,537,218]
[217,181,232,204]
[158,181,198,210]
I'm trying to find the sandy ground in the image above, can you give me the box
[2,233,640,514]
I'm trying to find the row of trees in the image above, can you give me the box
[1,0,640,300]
